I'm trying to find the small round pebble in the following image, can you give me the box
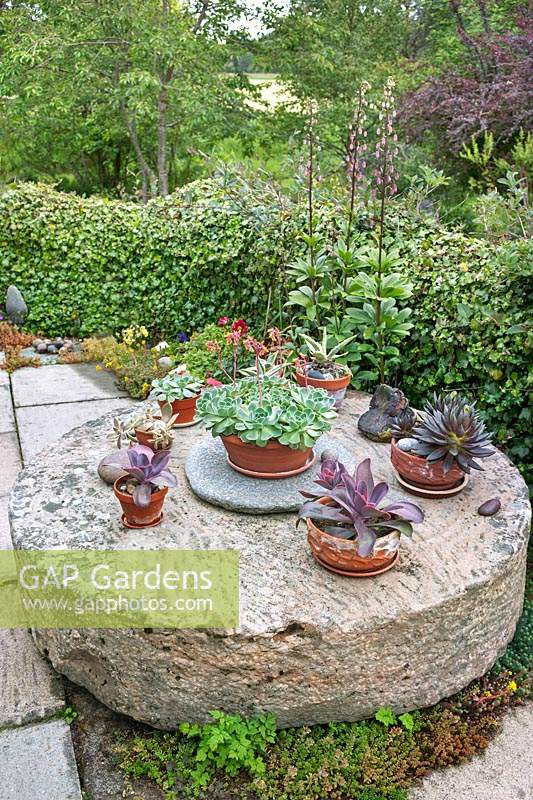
[478,498,501,516]
[397,437,418,452]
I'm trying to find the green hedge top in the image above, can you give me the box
[0,181,297,338]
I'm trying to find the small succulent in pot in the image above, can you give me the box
[295,328,355,409]
[298,328,355,378]
[133,406,178,450]
[390,391,495,494]
[109,445,178,527]
[150,368,203,426]
[150,369,203,404]
[109,407,177,451]
[196,375,337,478]
[391,392,495,496]
[109,406,177,450]
[299,457,424,575]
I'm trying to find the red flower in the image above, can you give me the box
[226,330,242,346]
[232,319,248,335]
[206,377,224,388]
[217,316,230,327]
[206,340,221,354]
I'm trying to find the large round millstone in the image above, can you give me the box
[8,393,531,729]
[185,434,357,513]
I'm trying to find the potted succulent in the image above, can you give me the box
[110,407,177,452]
[196,375,337,479]
[109,445,178,528]
[150,367,203,427]
[390,391,495,496]
[295,329,355,409]
[299,456,424,576]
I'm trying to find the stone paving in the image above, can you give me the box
[0,360,134,800]
[0,358,531,799]
[412,704,533,800]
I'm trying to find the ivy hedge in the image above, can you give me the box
[0,181,531,481]
[0,181,295,338]
[390,215,532,484]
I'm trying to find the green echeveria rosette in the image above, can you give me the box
[196,376,337,450]
[150,371,203,404]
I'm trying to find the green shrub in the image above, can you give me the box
[0,181,295,339]
[180,710,277,790]
[394,223,532,486]
[168,321,255,381]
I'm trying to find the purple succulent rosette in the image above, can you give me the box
[109,444,178,507]
[299,457,424,558]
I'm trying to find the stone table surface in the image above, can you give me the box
[8,392,531,729]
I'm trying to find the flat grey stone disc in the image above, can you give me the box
[185,434,356,513]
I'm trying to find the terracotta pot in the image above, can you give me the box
[113,479,168,527]
[306,498,400,575]
[134,428,171,452]
[390,438,464,490]
[158,393,200,426]
[221,434,314,479]
[295,369,351,393]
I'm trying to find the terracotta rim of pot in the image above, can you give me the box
[113,478,168,527]
[393,468,468,499]
[134,427,171,451]
[295,369,351,392]
[158,393,201,426]
[390,437,465,491]
[221,434,315,479]
[311,549,399,577]
[305,497,399,575]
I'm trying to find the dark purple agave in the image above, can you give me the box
[299,457,424,557]
[110,444,177,507]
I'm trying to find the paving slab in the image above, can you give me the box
[0,496,12,549]
[0,629,65,728]
[16,397,139,462]
[0,374,15,433]
[410,704,533,800]
[0,719,82,799]
[0,431,22,498]
[11,363,128,407]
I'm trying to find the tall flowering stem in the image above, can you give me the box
[346,81,370,249]
[373,77,399,383]
[304,102,322,326]
[305,102,321,239]
[206,340,234,385]
[244,337,268,405]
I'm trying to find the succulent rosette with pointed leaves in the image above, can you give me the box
[110,445,178,507]
[396,392,495,475]
[299,457,424,557]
